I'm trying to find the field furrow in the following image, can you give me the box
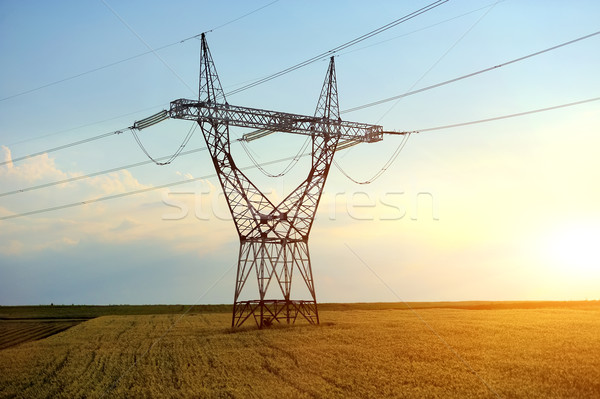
[0,321,83,350]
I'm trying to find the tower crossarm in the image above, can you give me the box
[169,98,384,143]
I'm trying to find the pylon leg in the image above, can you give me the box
[232,239,318,328]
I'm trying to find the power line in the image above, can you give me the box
[4,9,596,160]
[0,130,306,198]
[375,0,500,123]
[0,1,281,103]
[11,23,595,155]
[334,133,411,185]
[2,95,598,220]
[239,136,311,178]
[4,18,594,170]
[335,1,497,185]
[0,153,310,221]
[342,29,600,114]
[333,96,599,184]
[102,0,198,95]
[2,110,171,167]
[335,0,504,59]
[0,130,308,197]
[4,103,168,147]
[0,147,208,198]
[3,29,597,184]
[206,0,280,33]
[225,0,450,96]
[2,1,439,153]
[5,92,598,189]
[132,121,197,165]
[1,0,447,156]
[0,128,128,167]
[407,96,600,133]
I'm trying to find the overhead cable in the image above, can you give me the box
[406,96,600,133]
[239,136,311,178]
[226,0,450,96]
[13,26,597,152]
[205,0,280,33]
[2,110,171,167]
[0,128,127,167]
[375,0,500,123]
[0,147,208,198]
[4,96,596,199]
[335,0,504,58]
[0,153,310,221]
[4,103,169,147]
[0,0,281,102]
[334,1,497,184]
[335,95,600,184]
[342,29,600,114]
[334,133,411,185]
[5,30,598,173]
[131,121,196,165]
[2,95,598,219]
[102,0,199,95]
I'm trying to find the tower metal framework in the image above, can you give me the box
[169,34,397,328]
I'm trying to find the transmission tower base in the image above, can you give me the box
[232,300,319,329]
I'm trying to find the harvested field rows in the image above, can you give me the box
[0,320,85,350]
[0,308,599,398]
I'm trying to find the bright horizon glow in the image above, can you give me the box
[544,222,600,277]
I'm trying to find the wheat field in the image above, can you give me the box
[1,306,599,398]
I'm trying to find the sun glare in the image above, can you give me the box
[545,223,600,277]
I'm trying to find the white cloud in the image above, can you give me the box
[0,148,230,256]
[1,146,13,169]
[0,145,68,183]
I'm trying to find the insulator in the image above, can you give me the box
[133,110,169,130]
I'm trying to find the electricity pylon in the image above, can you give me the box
[169,34,397,328]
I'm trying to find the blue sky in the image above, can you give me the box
[1,0,599,305]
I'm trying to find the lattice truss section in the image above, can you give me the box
[169,34,381,328]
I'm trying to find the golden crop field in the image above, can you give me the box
[1,304,599,398]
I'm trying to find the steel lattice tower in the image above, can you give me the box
[169,34,393,328]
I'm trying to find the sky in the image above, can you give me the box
[0,0,599,305]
